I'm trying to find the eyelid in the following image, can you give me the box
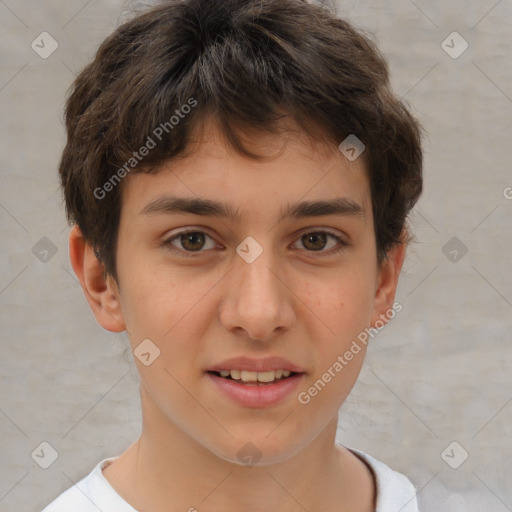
[295,226,347,241]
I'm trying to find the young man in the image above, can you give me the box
[43,0,423,510]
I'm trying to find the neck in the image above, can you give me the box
[103,385,375,512]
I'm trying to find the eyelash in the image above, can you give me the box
[162,228,349,258]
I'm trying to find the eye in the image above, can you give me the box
[163,228,349,257]
[292,230,348,255]
[163,229,218,256]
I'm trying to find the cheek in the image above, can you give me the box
[117,251,180,326]
[299,279,371,411]
[117,261,217,359]
[304,270,376,340]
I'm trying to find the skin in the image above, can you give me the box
[70,118,406,512]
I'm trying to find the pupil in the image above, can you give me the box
[303,233,326,251]
[182,232,204,251]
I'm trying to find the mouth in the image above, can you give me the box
[206,369,305,407]
[206,369,301,385]
[205,356,306,407]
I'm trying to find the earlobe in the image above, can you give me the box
[68,225,126,333]
[370,235,407,328]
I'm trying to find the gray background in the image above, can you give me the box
[1,1,511,511]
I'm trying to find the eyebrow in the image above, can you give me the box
[140,195,364,223]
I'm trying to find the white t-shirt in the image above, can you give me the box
[41,447,419,512]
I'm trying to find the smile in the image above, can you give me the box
[211,369,294,384]
[206,370,305,408]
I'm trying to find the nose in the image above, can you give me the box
[219,244,295,341]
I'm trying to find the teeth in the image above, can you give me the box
[217,369,293,382]
[240,370,258,382]
[255,371,275,383]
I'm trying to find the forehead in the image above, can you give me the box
[120,119,372,223]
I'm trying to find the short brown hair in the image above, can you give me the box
[59,0,423,282]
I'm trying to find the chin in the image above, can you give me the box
[206,434,306,468]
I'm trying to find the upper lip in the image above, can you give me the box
[207,356,305,373]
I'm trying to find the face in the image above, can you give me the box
[87,120,404,466]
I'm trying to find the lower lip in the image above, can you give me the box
[206,372,305,408]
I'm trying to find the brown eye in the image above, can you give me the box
[293,230,348,255]
[164,229,218,255]
[179,232,206,251]
[302,232,328,251]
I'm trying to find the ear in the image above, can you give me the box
[369,232,407,328]
[68,225,126,332]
